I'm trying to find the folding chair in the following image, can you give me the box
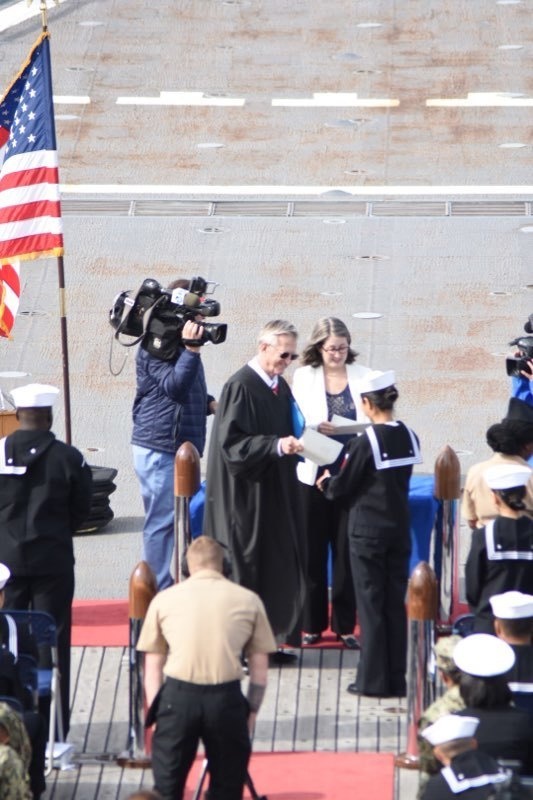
[0,610,64,775]
[0,696,24,713]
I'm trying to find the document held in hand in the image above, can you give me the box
[299,427,343,466]
[330,414,370,435]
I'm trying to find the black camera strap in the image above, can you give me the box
[113,294,167,348]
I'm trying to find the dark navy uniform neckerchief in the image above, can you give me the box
[484,519,533,561]
[365,422,422,471]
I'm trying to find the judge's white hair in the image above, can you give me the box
[257,319,298,347]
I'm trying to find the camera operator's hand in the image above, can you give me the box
[520,359,533,380]
[182,319,203,351]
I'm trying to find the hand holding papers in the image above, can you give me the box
[330,414,370,435]
[299,427,343,466]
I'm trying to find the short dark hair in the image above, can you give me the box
[486,420,533,455]
[361,384,399,411]
[459,672,512,709]
[498,617,533,639]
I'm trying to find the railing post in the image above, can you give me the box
[395,561,438,769]
[117,560,157,768]
[433,445,461,629]
[174,441,201,583]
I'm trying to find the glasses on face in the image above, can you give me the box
[267,344,299,361]
[322,345,349,354]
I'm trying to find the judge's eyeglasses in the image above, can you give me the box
[266,344,299,361]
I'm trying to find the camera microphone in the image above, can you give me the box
[170,287,201,308]
[524,313,533,334]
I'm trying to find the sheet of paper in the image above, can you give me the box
[330,414,370,435]
[299,427,343,466]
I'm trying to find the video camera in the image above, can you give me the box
[109,276,227,361]
[506,313,533,378]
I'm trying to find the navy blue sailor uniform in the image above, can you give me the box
[0,429,92,735]
[421,749,507,800]
[509,645,533,722]
[465,517,533,634]
[322,421,421,696]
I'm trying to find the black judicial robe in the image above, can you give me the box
[421,750,506,800]
[465,517,533,634]
[203,365,305,638]
[323,421,421,696]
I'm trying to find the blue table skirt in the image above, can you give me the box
[190,474,439,578]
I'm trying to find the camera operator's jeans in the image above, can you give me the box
[132,445,175,590]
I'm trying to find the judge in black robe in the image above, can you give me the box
[319,370,421,697]
[204,321,306,644]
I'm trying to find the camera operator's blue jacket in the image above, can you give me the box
[131,345,213,456]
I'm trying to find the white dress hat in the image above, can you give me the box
[0,563,11,591]
[422,714,479,746]
[484,464,532,491]
[453,633,515,677]
[489,590,533,620]
[359,370,396,394]
[10,383,60,409]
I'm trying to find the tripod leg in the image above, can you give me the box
[245,770,267,800]
[192,758,209,800]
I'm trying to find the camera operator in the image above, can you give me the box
[131,279,217,590]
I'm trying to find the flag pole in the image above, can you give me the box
[39,0,73,444]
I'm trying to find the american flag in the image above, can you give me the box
[0,260,20,338]
[0,32,63,264]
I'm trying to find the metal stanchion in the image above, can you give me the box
[433,445,461,630]
[174,441,201,583]
[117,560,157,768]
[395,561,438,769]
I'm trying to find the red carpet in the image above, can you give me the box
[184,752,394,799]
[72,600,129,646]
[72,600,356,648]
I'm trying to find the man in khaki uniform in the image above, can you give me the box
[137,536,277,800]
[417,636,466,798]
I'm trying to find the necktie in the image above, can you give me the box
[271,383,278,395]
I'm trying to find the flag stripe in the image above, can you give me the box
[0,233,62,261]
[0,215,63,239]
[0,261,20,294]
[0,199,61,224]
[0,165,60,191]
[0,149,59,175]
[0,259,20,337]
[0,182,61,209]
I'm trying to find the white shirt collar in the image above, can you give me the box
[248,356,278,389]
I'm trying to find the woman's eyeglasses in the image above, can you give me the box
[322,345,349,354]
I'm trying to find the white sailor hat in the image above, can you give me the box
[484,464,532,491]
[11,383,59,409]
[0,563,10,591]
[422,714,479,746]
[359,370,396,394]
[453,633,515,677]
[490,590,533,620]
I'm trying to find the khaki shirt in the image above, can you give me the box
[137,569,277,684]
[461,453,533,528]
